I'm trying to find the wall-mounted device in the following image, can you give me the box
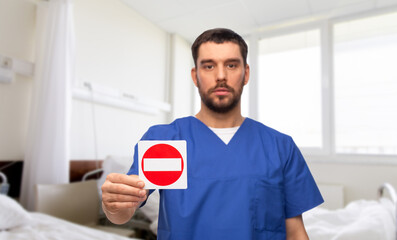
[0,54,34,84]
[73,81,171,115]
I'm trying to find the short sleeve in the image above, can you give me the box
[126,144,139,175]
[126,127,164,206]
[283,137,324,218]
[126,126,159,176]
[127,123,180,176]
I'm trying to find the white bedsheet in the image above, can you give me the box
[303,198,396,240]
[0,212,140,240]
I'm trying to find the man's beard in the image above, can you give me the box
[197,76,245,114]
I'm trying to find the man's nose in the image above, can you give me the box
[216,66,227,81]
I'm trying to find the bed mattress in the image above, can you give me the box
[0,212,140,240]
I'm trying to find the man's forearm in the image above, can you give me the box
[285,215,309,240]
[102,202,136,225]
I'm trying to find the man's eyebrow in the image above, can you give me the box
[199,58,242,65]
[199,59,215,65]
[226,58,242,63]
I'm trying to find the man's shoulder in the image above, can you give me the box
[142,116,193,140]
[246,118,292,140]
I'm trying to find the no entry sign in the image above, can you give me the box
[138,140,187,189]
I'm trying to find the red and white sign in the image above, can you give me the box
[138,140,187,189]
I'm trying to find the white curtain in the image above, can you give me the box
[20,0,75,211]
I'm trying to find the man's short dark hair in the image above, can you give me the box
[191,28,248,67]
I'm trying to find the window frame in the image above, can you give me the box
[247,7,397,164]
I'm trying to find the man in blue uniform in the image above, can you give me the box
[101,28,324,239]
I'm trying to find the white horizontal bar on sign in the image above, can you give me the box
[143,158,181,171]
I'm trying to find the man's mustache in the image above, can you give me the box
[208,82,234,94]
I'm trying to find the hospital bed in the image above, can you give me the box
[0,193,140,240]
[0,171,9,195]
[303,182,397,240]
[0,169,141,240]
[87,158,396,240]
[82,155,159,239]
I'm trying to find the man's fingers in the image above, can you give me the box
[103,192,147,203]
[105,201,140,211]
[103,182,147,197]
[106,173,145,189]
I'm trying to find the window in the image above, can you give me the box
[189,10,397,161]
[334,12,397,155]
[258,29,322,148]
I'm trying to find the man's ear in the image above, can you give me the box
[191,67,198,87]
[244,64,250,85]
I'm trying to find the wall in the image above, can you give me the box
[0,0,182,161]
[169,34,195,120]
[307,161,397,206]
[1,0,396,207]
[71,0,170,160]
[0,0,35,160]
[71,3,195,159]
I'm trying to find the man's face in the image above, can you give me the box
[191,41,250,113]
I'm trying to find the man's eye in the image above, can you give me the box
[204,65,214,70]
[227,64,236,68]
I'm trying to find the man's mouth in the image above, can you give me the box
[213,87,230,96]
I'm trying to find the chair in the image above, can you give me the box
[35,180,135,237]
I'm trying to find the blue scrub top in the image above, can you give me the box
[128,117,323,240]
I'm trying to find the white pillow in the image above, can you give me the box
[0,194,32,230]
[97,155,132,195]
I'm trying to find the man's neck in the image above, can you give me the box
[195,104,244,128]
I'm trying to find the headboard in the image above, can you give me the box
[69,160,103,182]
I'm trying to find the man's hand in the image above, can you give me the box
[101,173,148,224]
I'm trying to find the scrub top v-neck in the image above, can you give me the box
[208,125,240,145]
[128,116,323,240]
[192,116,245,147]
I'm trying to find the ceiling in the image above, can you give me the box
[122,0,397,43]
